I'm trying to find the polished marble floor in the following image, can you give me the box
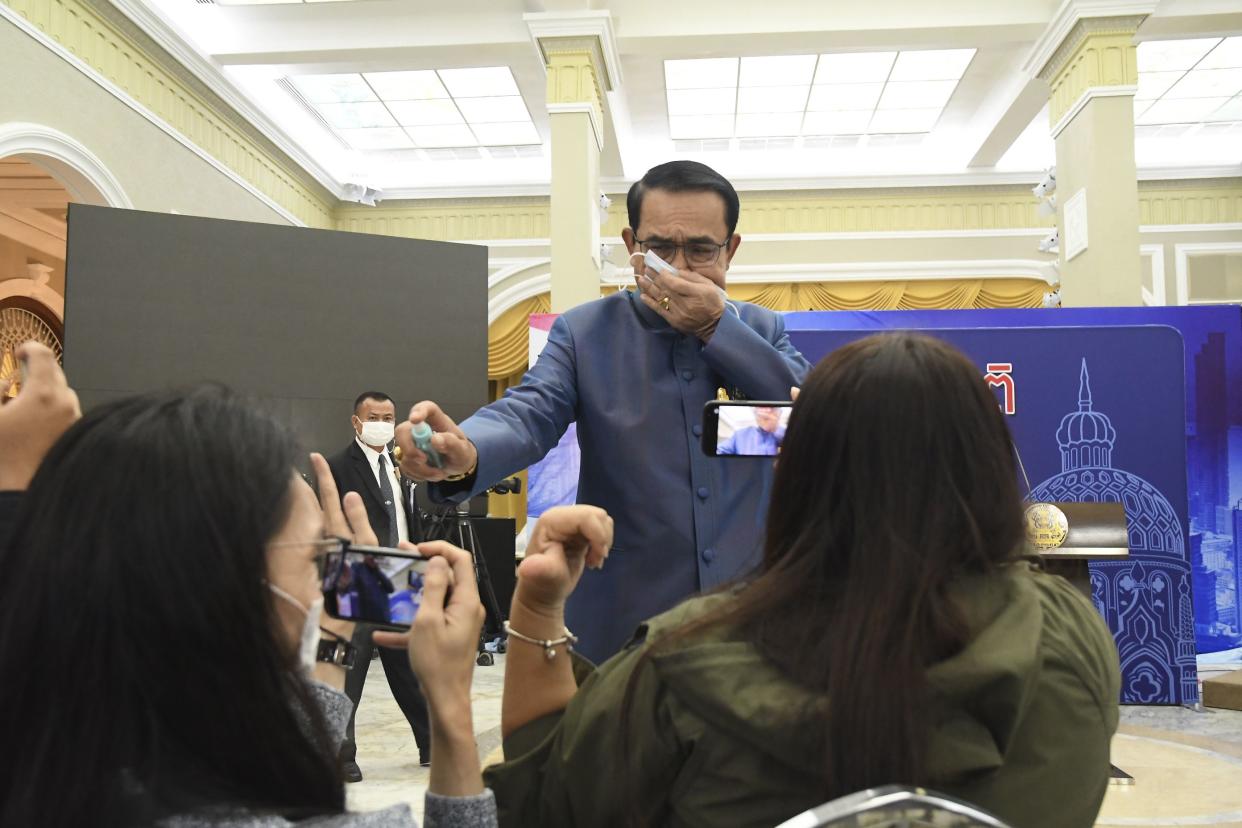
[345,654,1242,827]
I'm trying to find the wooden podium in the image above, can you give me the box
[1027,501,1133,786]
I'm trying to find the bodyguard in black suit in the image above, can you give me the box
[326,391,430,781]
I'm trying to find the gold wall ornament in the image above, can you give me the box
[1024,502,1070,550]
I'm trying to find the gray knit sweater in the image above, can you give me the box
[160,681,497,828]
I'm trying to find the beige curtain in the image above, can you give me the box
[484,276,1047,530]
[484,294,550,529]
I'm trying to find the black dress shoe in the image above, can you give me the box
[419,755,431,768]
[343,761,363,783]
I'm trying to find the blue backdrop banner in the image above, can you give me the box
[786,322,1196,705]
[786,305,1242,663]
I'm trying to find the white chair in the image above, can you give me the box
[774,785,1013,828]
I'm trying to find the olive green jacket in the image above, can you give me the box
[484,564,1121,828]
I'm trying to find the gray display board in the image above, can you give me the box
[63,204,487,460]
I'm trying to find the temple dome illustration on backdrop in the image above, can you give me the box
[1029,360,1197,705]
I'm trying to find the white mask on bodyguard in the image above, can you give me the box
[268,584,323,673]
[358,420,395,447]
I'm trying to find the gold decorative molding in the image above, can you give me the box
[544,45,604,112]
[5,0,335,227]
[338,181,1242,243]
[336,198,551,240]
[1138,179,1242,225]
[1038,19,1142,127]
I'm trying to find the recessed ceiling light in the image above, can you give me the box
[869,108,942,133]
[438,67,519,98]
[807,83,884,112]
[291,74,375,104]
[470,122,541,146]
[877,80,957,110]
[1138,38,1221,72]
[455,96,531,124]
[665,58,739,90]
[738,55,817,87]
[386,99,463,127]
[814,52,895,85]
[888,49,975,81]
[339,128,414,150]
[801,110,872,134]
[362,71,448,100]
[736,86,809,114]
[667,88,736,116]
[315,101,395,129]
[1164,68,1242,100]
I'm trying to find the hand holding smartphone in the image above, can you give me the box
[702,400,793,457]
[322,544,437,629]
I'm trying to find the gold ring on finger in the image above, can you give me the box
[660,296,671,311]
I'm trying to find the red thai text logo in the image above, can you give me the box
[984,363,1015,415]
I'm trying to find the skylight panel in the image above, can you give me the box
[438,67,520,98]
[455,96,532,124]
[801,110,872,134]
[291,74,375,104]
[339,128,414,151]
[807,83,884,111]
[470,122,541,146]
[813,52,895,84]
[316,102,395,129]
[1137,97,1232,124]
[736,86,810,114]
[386,99,463,127]
[666,88,736,116]
[736,113,802,136]
[1165,68,1242,100]
[1198,37,1242,70]
[362,71,449,100]
[738,55,817,87]
[407,124,479,148]
[1138,38,1221,72]
[665,58,739,90]
[877,80,957,110]
[869,109,942,133]
[888,49,975,81]
[668,114,734,139]
[662,49,972,142]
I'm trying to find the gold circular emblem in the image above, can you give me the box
[1024,502,1069,550]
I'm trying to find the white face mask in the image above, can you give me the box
[358,420,395,447]
[269,583,323,673]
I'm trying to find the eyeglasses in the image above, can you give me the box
[269,536,350,578]
[637,237,731,268]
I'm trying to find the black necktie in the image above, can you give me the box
[376,453,399,547]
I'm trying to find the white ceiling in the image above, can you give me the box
[114,0,1242,198]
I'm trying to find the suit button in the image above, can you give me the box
[701,548,716,563]
[682,370,694,381]
[692,424,702,437]
[696,487,709,499]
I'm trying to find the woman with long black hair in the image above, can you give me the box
[0,366,494,827]
[480,333,1121,827]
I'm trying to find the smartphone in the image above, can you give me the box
[322,544,433,629]
[701,400,793,457]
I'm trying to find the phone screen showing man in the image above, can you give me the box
[716,404,791,456]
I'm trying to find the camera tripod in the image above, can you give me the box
[447,501,508,666]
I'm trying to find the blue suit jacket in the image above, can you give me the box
[437,289,810,661]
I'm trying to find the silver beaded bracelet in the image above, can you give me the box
[503,620,579,660]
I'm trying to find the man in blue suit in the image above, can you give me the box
[397,161,810,662]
